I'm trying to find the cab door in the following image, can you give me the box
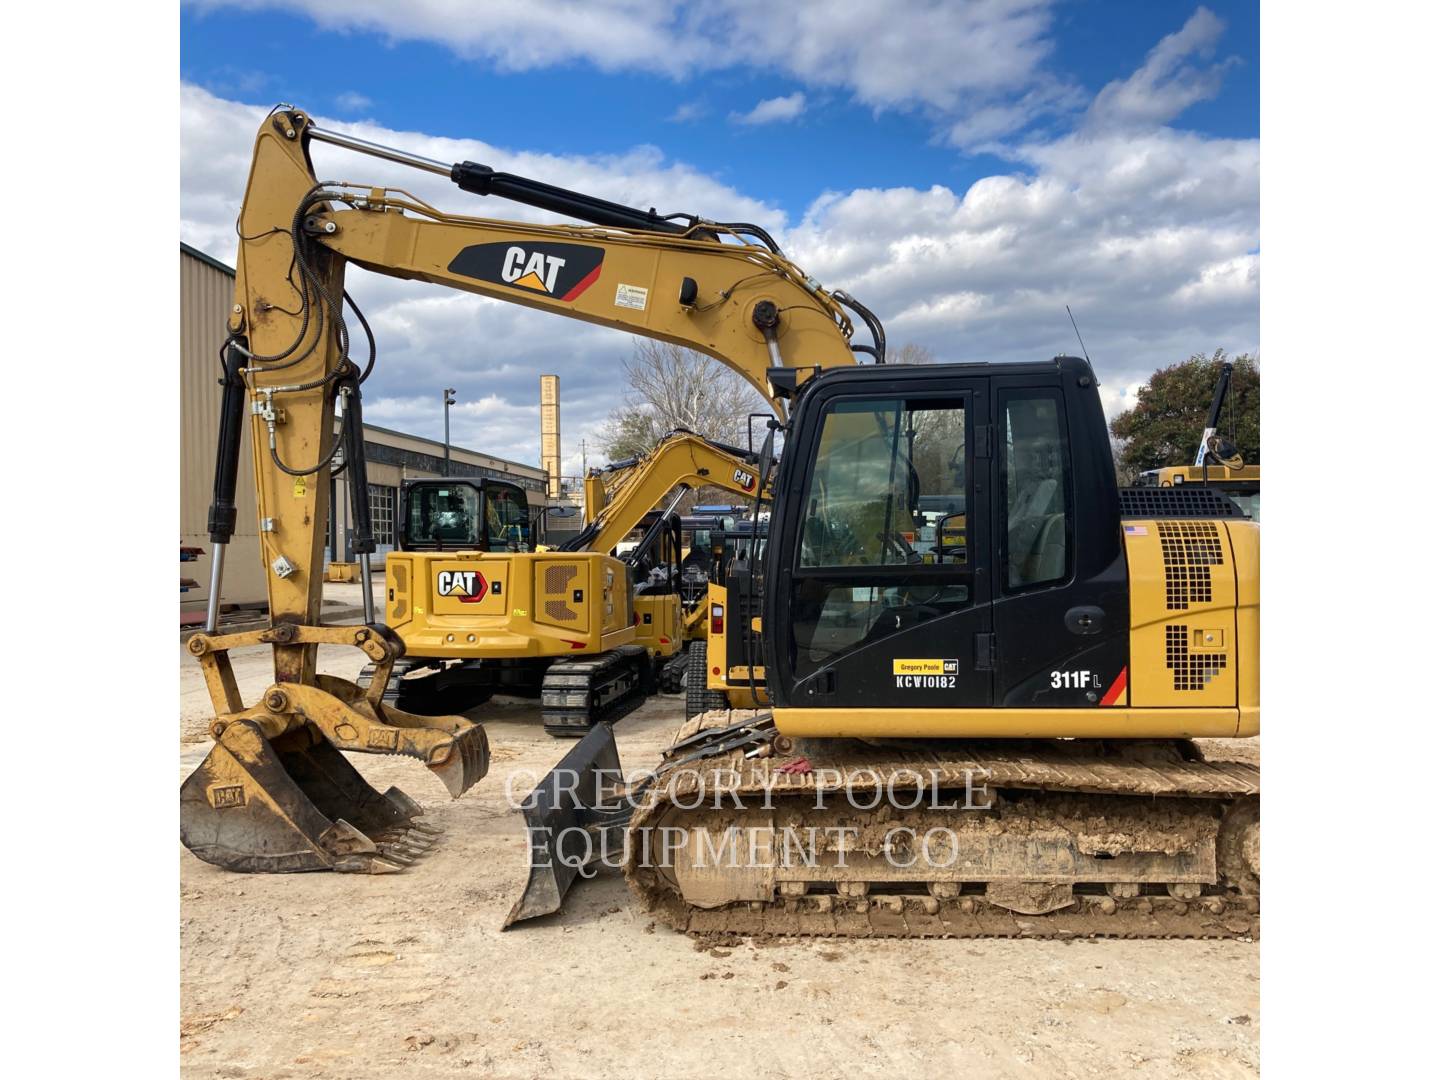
[986,373,1129,706]
[767,374,993,709]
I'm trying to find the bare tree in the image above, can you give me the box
[599,340,765,460]
[891,342,937,365]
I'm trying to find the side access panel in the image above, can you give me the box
[1124,519,1238,710]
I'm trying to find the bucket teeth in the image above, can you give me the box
[408,821,444,837]
[375,832,432,857]
[334,853,409,874]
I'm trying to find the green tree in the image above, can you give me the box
[1109,349,1259,475]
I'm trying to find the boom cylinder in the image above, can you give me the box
[449,162,689,234]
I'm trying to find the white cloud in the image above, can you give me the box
[188,0,1068,142]
[334,90,372,113]
[783,117,1258,416]
[181,3,1257,461]
[731,92,806,126]
[667,101,706,123]
[1086,6,1237,131]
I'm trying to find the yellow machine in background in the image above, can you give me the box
[687,518,768,718]
[370,430,775,731]
[576,430,771,692]
[1137,359,1260,520]
[1138,463,1260,521]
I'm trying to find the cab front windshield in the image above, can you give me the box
[800,398,967,568]
[405,485,482,547]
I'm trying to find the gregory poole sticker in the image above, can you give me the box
[893,658,960,688]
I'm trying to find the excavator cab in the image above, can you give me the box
[399,478,533,553]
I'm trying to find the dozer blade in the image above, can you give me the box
[181,688,490,874]
[503,722,628,928]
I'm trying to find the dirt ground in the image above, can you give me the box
[180,639,1259,1080]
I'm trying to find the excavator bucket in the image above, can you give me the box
[180,671,490,874]
[504,722,627,926]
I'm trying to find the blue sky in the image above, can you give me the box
[180,1,1260,473]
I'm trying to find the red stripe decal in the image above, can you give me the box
[1099,666,1128,706]
[560,262,603,302]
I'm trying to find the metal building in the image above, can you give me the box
[181,243,549,621]
[181,243,265,621]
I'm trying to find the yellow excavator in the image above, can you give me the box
[183,107,1258,943]
[364,429,774,733]
[679,514,768,719]
[574,430,771,695]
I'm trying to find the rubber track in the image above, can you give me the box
[542,646,647,735]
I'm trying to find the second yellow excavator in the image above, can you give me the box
[363,429,772,735]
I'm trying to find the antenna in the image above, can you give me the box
[1065,305,1091,364]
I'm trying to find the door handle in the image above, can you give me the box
[1065,605,1105,635]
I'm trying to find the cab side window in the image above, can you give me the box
[485,486,531,551]
[1001,392,1070,590]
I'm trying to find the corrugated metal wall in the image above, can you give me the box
[181,247,267,613]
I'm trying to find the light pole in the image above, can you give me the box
[443,387,457,476]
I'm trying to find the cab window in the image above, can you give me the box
[405,485,481,547]
[788,396,970,678]
[798,397,967,568]
[485,486,531,551]
[1001,392,1070,590]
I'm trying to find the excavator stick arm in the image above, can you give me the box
[566,430,774,555]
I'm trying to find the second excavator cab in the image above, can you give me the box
[400,478,533,553]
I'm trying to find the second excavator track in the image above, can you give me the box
[541,645,650,737]
[622,712,1259,940]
